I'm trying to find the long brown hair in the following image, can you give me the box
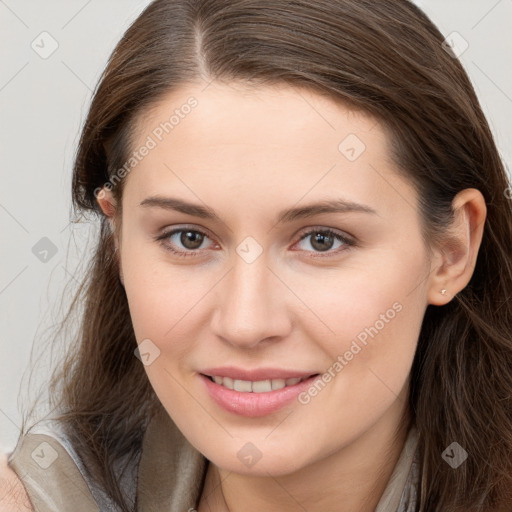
[17,1,512,510]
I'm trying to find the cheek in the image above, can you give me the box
[299,247,428,390]
[121,240,193,330]
[121,258,204,410]
[121,249,219,382]
[295,287,423,446]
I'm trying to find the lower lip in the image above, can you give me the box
[199,373,320,417]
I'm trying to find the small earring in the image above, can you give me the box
[441,289,447,296]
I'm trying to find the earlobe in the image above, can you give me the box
[427,188,487,306]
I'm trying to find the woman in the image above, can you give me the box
[2,0,512,511]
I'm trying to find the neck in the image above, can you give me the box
[198,395,411,512]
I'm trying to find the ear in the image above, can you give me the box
[96,186,124,285]
[96,186,116,221]
[427,188,487,306]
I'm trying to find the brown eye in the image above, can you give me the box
[156,227,215,257]
[295,228,355,256]
[309,231,336,252]
[179,230,205,250]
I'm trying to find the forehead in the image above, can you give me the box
[122,80,415,220]
[134,80,381,155]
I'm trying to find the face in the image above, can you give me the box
[109,80,432,476]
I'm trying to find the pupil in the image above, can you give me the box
[182,231,203,249]
[312,232,333,252]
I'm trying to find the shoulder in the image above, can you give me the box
[0,451,33,511]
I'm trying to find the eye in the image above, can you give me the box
[293,228,355,256]
[155,226,355,259]
[155,227,217,257]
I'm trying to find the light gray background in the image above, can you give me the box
[1,0,511,452]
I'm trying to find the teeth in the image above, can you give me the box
[252,380,272,392]
[223,376,234,390]
[210,375,306,392]
[234,379,252,392]
[271,378,286,390]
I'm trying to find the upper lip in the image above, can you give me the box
[201,366,318,381]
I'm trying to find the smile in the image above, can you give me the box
[200,372,321,417]
[206,375,310,393]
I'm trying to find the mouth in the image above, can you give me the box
[198,366,322,417]
[199,371,322,417]
[201,374,319,393]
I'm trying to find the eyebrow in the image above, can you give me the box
[139,196,377,224]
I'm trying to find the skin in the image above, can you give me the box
[0,453,33,511]
[97,80,486,512]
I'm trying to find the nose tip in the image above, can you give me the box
[210,259,291,349]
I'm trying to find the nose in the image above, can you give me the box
[210,252,292,350]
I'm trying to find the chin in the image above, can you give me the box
[201,438,315,478]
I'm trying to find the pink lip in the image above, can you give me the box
[199,372,320,417]
[201,366,317,381]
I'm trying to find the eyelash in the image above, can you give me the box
[155,226,356,259]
